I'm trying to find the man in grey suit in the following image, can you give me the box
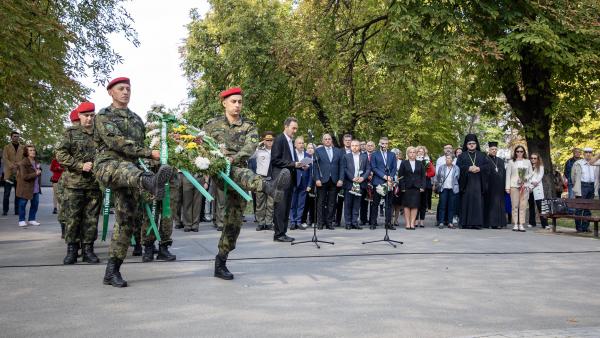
[342,140,371,229]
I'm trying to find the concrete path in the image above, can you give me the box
[1,188,599,338]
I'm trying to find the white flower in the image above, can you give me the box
[150,137,160,149]
[146,122,159,129]
[210,150,224,157]
[197,131,206,137]
[147,111,163,120]
[194,156,211,170]
[376,184,388,196]
[146,129,160,138]
[175,145,184,154]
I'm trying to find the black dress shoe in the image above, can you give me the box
[369,225,376,230]
[289,224,297,230]
[386,224,397,230]
[184,227,191,232]
[354,224,363,230]
[174,223,184,229]
[326,225,335,230]
[274,235,295,242]
[345,225,351,230]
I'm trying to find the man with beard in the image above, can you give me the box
[456,134,489,229]
[483,141,507,229]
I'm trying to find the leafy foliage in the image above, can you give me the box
[0,0,138,148]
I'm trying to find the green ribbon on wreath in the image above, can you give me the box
[180,169,214,201]
[160,119,172,218]
[138,159,161,240]
[101,188,111,241]
[185,126,251,202]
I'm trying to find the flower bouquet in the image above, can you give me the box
[145,109,228,178]
[376,183,390,196]
[517,167,528,193]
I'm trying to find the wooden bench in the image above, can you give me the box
[546,198,600,238]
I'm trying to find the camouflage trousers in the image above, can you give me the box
[108,188,143,260]
[216,166,264,256]
[137,200,174,246]
[63,188,101,244]
[55,179,67,225]
[93,159,143,190]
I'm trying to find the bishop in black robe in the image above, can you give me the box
[483,142,507,228]
[457,134,489,229]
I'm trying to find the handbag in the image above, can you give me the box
[542,198,568,215]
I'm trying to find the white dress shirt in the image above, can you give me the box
[326,147,333,161]
[580,160,596,183]
[285,133,295,160]
[296,149,305,162]
[409,160,416,172]
[442,165,454,190]
[353,152,360,176]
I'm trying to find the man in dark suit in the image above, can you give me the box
[369,137,397,229]
[313,133,344,230]
[342,140,371,229]
[289,136,311,230]
[270,117,305,242]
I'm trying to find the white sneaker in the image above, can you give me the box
[300,223,308,229]
[512,224,519,231]
[452,216,459,224]
[527,224,532,228]
[18,221,28,227]
[28,220,40,226]
[518,224,526,232]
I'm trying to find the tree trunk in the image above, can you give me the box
[502,49,557,198]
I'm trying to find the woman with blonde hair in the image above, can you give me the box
[398,146,425,229]
[505,145,532,232]
[528,153,548,229]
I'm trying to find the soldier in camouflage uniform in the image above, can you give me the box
[204,87,290,280]
[94,77,173,288]
[56,104,100,264]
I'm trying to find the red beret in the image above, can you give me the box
[107,77,130,90]
[69,109,80,122]
[76,101,95,114]
[219,87,243,99]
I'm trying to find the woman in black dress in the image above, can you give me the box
[399,146,425,229]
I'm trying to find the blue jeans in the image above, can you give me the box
[575,183,595,232]
[18,193,39,222]
[437,189,457,225]
[290,186,306,225]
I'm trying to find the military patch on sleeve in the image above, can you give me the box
[249,135,259,143]
[104,122,122,136]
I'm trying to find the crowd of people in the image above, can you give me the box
[1,81,599,287]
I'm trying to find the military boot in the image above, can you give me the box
[140,165,173,199]
[262,168,291,200]
[156,244,176,261]
[132,243,143,256]
[63,243,78,265]
[103,258,128,287]
[214,254,234,280]
[60,223,65,239]
[142,244,155,262]
[82,243,100,264]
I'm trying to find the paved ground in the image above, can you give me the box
[1,187,599,338]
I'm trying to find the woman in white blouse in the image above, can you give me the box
[505,145,533,232]
[528,153,548,229]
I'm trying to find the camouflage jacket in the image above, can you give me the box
[93,106,152,164]
[55,125,99,189]
[204,115,259,167]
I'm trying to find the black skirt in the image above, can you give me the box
[392,189,403,206]
[402,188,421,209]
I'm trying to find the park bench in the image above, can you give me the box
[546,198,600,238]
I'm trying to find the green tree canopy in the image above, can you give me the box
[0,0,138,148]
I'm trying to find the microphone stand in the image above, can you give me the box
[362,151,403,248]
[292,130,334,248]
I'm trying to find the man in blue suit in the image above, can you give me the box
[369,137,397,229]
[289,136,311,230]
[342,140,371,229]
[313,134,344,230]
